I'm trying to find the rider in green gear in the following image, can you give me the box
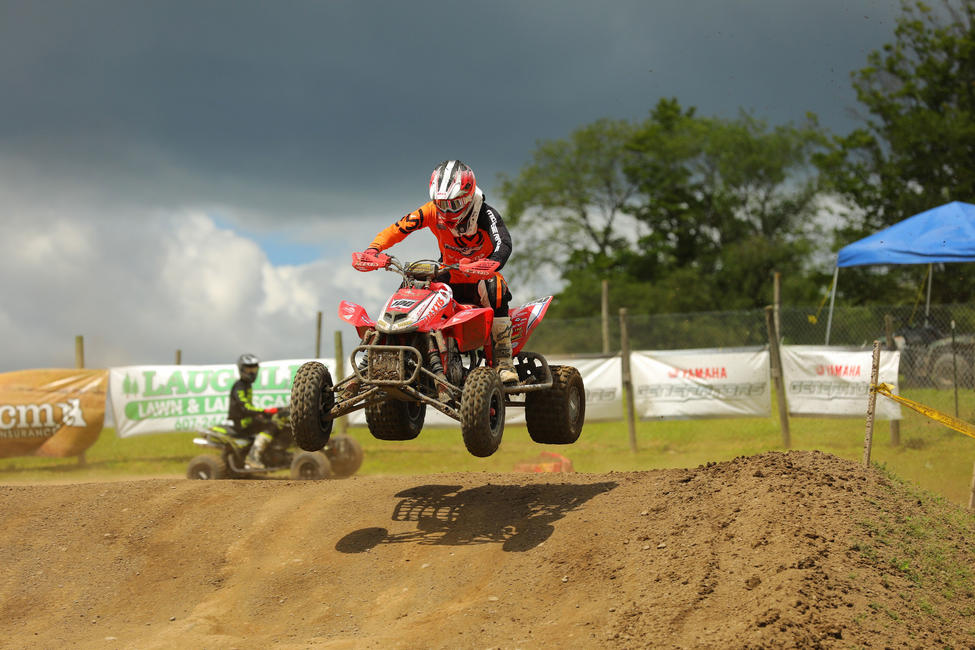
[231,353,278,469]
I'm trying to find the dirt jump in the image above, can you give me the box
[1,450,973,648]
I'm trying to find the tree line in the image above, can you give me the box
[498,0,975,319]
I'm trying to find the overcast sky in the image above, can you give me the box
[0,0,904,371]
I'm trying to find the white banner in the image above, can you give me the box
[781,346,902,419]
[386,356,623,427]
[109,359,336,437]
[631,348,771,419]
[506,356,623,424]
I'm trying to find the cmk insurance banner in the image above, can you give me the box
[630,348,771,419]
[109,359,336,437]
[780,346,901,419]
[0,369,109,458]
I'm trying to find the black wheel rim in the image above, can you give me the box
[299,461,318,479]
[489,388,502,433]
[318,382,331,429]
[567,386,582,426]
[407,400,423,420]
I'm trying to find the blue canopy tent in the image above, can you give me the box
[825,201,975,344]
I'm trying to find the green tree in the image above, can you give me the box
[499,99,828,318]
[620,99,827,312]
[497,118,640,283]
[817,0,975,304]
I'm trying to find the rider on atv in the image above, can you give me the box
[230,353,279,469]
[353,160,516,385]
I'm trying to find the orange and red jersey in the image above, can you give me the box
[369,200,512,283]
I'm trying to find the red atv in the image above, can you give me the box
[289,255,585,457]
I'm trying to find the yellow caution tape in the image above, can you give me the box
[873,383,975,441]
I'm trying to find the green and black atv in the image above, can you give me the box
[186,406,364,480]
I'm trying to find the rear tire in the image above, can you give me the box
[186,455,227,480]
[327,434,365,477]
[365,400,425,440]
[460,366,505,457]
[289,451,332,480]
[525,365,585,444]
[291,362,334,451]
[931,353,974,389]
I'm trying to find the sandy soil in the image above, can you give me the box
[1,450,973,649]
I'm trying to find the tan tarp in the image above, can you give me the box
[0,369,108,458]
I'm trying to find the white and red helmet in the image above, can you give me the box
[429,160,477,229]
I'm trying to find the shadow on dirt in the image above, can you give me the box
[336,481,618,553]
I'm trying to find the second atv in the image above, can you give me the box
[186,406,365,480]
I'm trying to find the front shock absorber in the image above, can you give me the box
[425,334,444,376]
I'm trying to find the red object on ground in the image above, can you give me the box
[512,451,574,473]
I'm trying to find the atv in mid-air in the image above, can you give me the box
[186,406,364,480]
[290,256,585,458]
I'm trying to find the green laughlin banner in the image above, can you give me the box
[108,359,336,438]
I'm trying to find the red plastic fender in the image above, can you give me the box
[509,296,553,355]
[338,300,375,339]
[442,307,494,353]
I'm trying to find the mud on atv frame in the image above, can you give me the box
[327,345,555,421]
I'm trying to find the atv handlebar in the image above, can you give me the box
[354,255,498,281]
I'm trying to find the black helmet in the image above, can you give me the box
[237,353,260,383]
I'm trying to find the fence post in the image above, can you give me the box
[74,335,86,466]
[315,311,323,359]
[862,340,881,468]
[884,314,900,447]
[602,279,610,355]
[951,320,959,417]
[334,330,347,434]
[619,308,637,453]
[969,460,975,513]
[764,306,791,449]
[74,335,85,370]
[773,271,781,344]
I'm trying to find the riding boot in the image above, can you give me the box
[245,432,272,469]
[491,316,518,384]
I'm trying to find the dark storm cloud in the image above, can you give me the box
[1,0,901,214]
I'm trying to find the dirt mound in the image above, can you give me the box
[1,450,972,648]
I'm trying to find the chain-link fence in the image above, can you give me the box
[532,302,975,390]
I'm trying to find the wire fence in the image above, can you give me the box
[532,302,975,391]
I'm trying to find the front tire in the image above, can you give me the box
[327,434,365,477]
[525,365,585,444]
[365,400,425,440]
[460,366,505,457]
[290,451,332,480]
[291,362,334,451]
[186,455,227,480]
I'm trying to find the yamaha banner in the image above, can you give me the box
[630,348,771,419]
[780,346,901,419]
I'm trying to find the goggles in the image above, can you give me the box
[434,194,473,214]
[240,365,259,380]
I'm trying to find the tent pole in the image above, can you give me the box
[825,266,839,345]
[925,263,933,325]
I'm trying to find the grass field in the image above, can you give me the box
[2,387,974,509]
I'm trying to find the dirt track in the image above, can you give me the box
[2,450,973,649]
